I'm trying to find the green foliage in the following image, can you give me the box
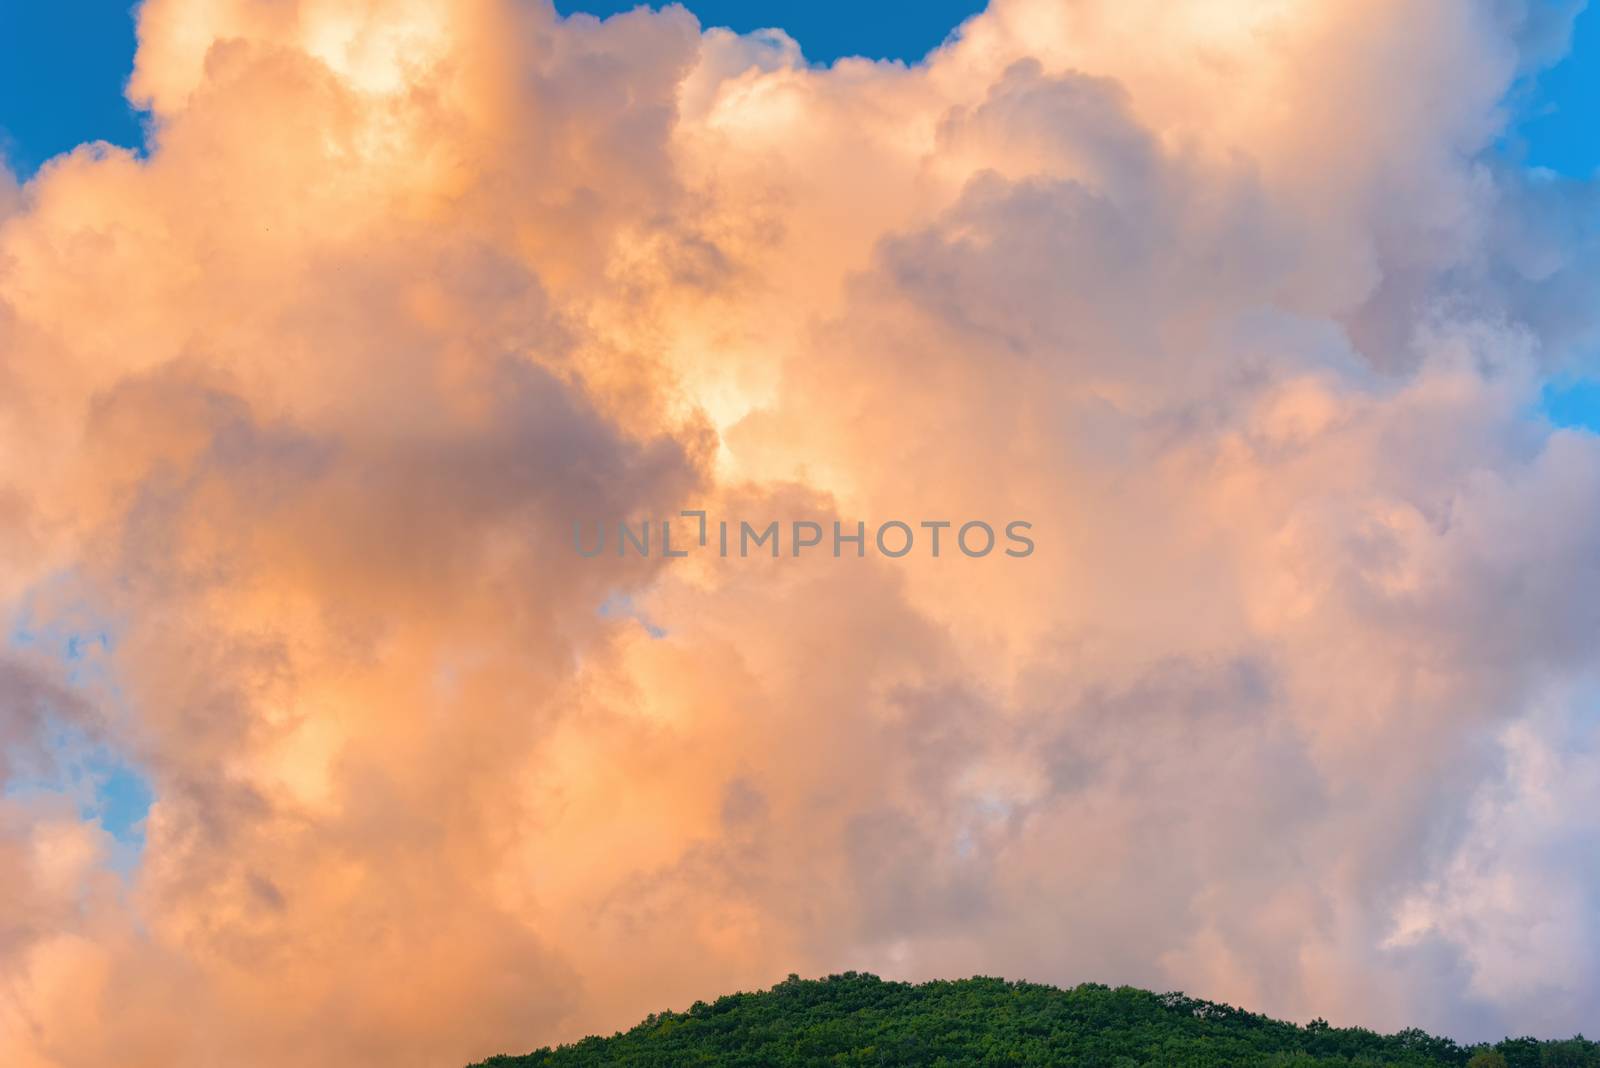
[468,973,1600,1068]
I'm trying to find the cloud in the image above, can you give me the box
[2,0,1600,1063]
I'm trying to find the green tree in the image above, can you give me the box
[470,973,1600,1068]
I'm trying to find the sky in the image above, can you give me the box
[0,2,147,177]
[8,1,1600,175]
[1515,0,1600,174]
[4,2,1600,1066]
[0,0,989,177]
[0,0,999,868]
[5,2,1600,442]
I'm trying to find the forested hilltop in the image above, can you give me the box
[470,972,1597,1068]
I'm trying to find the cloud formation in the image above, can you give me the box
[3,0,1600,1063]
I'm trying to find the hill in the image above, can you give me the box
[469,972,1597,1067]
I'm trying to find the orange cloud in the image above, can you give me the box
[3,1,1600,1064]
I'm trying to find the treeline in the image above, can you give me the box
[469,972,1599,1067]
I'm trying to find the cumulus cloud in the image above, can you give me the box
[3,0,1600,1063]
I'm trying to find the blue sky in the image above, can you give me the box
[0,1,146,177]
[556,0,987,60]
[0,0,988,177]
[4,2,1598,179]
[7,594,150,865]
[1,1,1598,855]
[1515,3,1600,174]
